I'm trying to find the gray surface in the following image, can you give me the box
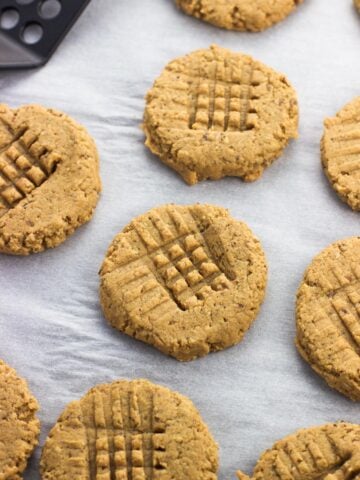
[0,1,359,479]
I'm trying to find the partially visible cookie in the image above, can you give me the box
[0,104,101,255]
[100,204,267,361]
[322,97,360,211]
[41,379,218,480]
[176,0,303,32]
[296,237,360,401]
[143,45,298,185]
[236,423,360,480]
[0,359,40,479]
[355,0,360,12]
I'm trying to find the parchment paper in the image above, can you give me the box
[0,1,359,478]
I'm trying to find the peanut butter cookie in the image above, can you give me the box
[296,237,360,401]
[0,359,40,479]
[237,423,360,480]
[41,379,218,480]
[322,97,360,211]
[176,0,304,32]
[0,104,101,255]
[100,204,267,361]
[143,45,298,185]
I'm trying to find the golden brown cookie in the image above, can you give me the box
[322,97,360,211]
[176,0,304,32]
[355,0,360,12]
[143,45,298,185]
[0,359,40,479]
[236,423,360,480]
[40,379,218,480]
[100,204,267,361]
[296,237,360,401]
[0,104,101,255]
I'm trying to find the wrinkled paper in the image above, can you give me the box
[0,1,359,478]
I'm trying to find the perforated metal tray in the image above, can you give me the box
[0,0,90,69]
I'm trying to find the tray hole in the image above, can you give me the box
[39,0,62,19]
[22,22,43,44]
[1,8,20,30]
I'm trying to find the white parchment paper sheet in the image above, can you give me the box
[0,1,359,478]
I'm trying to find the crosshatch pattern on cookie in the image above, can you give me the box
[308,258,360,357]
[0,117,61,217]
[325,121,360,176]
[163,56,269,133]
[73,387,167,480]
[238,424,360,480]
[295,239,360,400]
[42,380,219,479]
[112,209,233,317]
[269,432,350,480]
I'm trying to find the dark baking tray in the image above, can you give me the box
[0,0,91,69]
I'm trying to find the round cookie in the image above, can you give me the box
[143,45,298,185]
[100,204,267,361]
[0,104,101,255]
[236,423,360,480]
[41,379,218,480]
[0,359,40,479]
[176,0,303,32]
[322,97,360,211]
[296,237,360,401]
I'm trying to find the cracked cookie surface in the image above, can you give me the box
[176,0,304,32]
[0,104,101,255]
[322,97,360,211]
[40,379,218,480]
[296,237,360,401]
[0,359,40,480]
[236,423,360,480]
[143,45,298,185]
[99,204,267,361]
